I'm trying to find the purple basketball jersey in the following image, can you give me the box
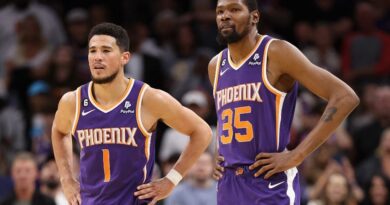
[72,79,155,205]
[213,36,300,204]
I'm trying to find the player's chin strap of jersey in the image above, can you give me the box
[166,169,183,186]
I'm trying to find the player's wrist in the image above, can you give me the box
[165,169,183,186]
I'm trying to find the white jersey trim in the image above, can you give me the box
[71,87,81,136]
[284,167,298,205]
[213,52,223,97]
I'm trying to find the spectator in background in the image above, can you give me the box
[125,22,167,90]
[173,49,215,99]
[0,0,66,78]
[293,21,313,49]
[0,152,55,205]
[166,152,217,205]
[161,153,181,177]
[4,14,52,88]
[27,81,56,165]
[169,24,198,97]
[180,0,218,50]
[65,8,91,84]
[0,96,25,175]
[40,159,67,205]
[148,10,177,72]
[261,0,292,38]
[353,85,390,165]
[369,0,390,33]
[308,172,358,205]
[361,174,390,205]
[356,128,390,187]
[89,3,110,26]
[348,82,378,132]
[342,1,390,84]
[308,157,363,205]
[160,90,216,162]
[303,23,341,76]
[46,45,79,102]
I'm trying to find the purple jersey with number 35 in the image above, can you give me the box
[213,36,300,205]
[72,79,155,205]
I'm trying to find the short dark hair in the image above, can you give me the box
[243,0,258,12]
[88,22,129,52]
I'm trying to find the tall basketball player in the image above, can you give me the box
[52,23,212,205]
[209,0,359,204]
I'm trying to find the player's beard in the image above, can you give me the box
[92,70,119,84]
[216,18,251,45]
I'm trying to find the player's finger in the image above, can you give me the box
[254,164,273,177]
[216,156,225,162]
[134,187,154,196]
[213,171,223,180]
[138,192,156,200]
[255,152,272,160]
[216,165,224,172]
[71,197,78,205]
[137,183,152,190]
[217,172,223,179]
[148,197,159,205]
[76,193,81,204]
[264,169,277,179]
[249,158,272,170]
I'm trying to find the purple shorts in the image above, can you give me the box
[217,166,300,205]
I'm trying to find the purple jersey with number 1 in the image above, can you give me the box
[213,35,300,205]
[72,79,155,205]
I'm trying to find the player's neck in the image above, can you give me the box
[227,30,260,64]
[92,76,130,107]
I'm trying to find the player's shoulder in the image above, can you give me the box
[60,89,77,103]
[57,89,78,112]
[143,86,169,104]
[208,51,223,70]
[267,39,295,57]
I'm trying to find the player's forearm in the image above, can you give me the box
[293,91,359,162]
[172,123,212,176]
[52,130,75,181]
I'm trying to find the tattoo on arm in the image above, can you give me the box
[321,107,338,122]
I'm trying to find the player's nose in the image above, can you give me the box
[220,10,231,21]
[93,51,104,61]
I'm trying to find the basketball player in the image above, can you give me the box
[209,0,359,204]
[52,23,212,205]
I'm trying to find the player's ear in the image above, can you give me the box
[251,10,260,25]
[121,51,131,65]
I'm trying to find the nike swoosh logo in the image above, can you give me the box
[81,109,95,116]
[220,68,230,76]
[268,181,284,189]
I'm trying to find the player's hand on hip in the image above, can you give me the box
[134,177,175,205]
[61,177,81,205]
[249,151,301,179]
[213,155,224,180]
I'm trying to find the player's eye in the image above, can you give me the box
[216,10,223,15]
[231,8,240,12]
[89,50,96,53]
[103,50,110,53]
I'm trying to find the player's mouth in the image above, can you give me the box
[219,24,234,32]
[93,64,105,69]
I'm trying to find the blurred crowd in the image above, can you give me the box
[0,0,389,204]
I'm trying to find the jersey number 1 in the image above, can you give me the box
[221,106,254,144]
[102,149,111,182]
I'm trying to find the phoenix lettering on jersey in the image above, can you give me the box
[216,82,262,110]
[76,127,138,149]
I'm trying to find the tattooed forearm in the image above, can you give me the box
[321,107,338,122]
